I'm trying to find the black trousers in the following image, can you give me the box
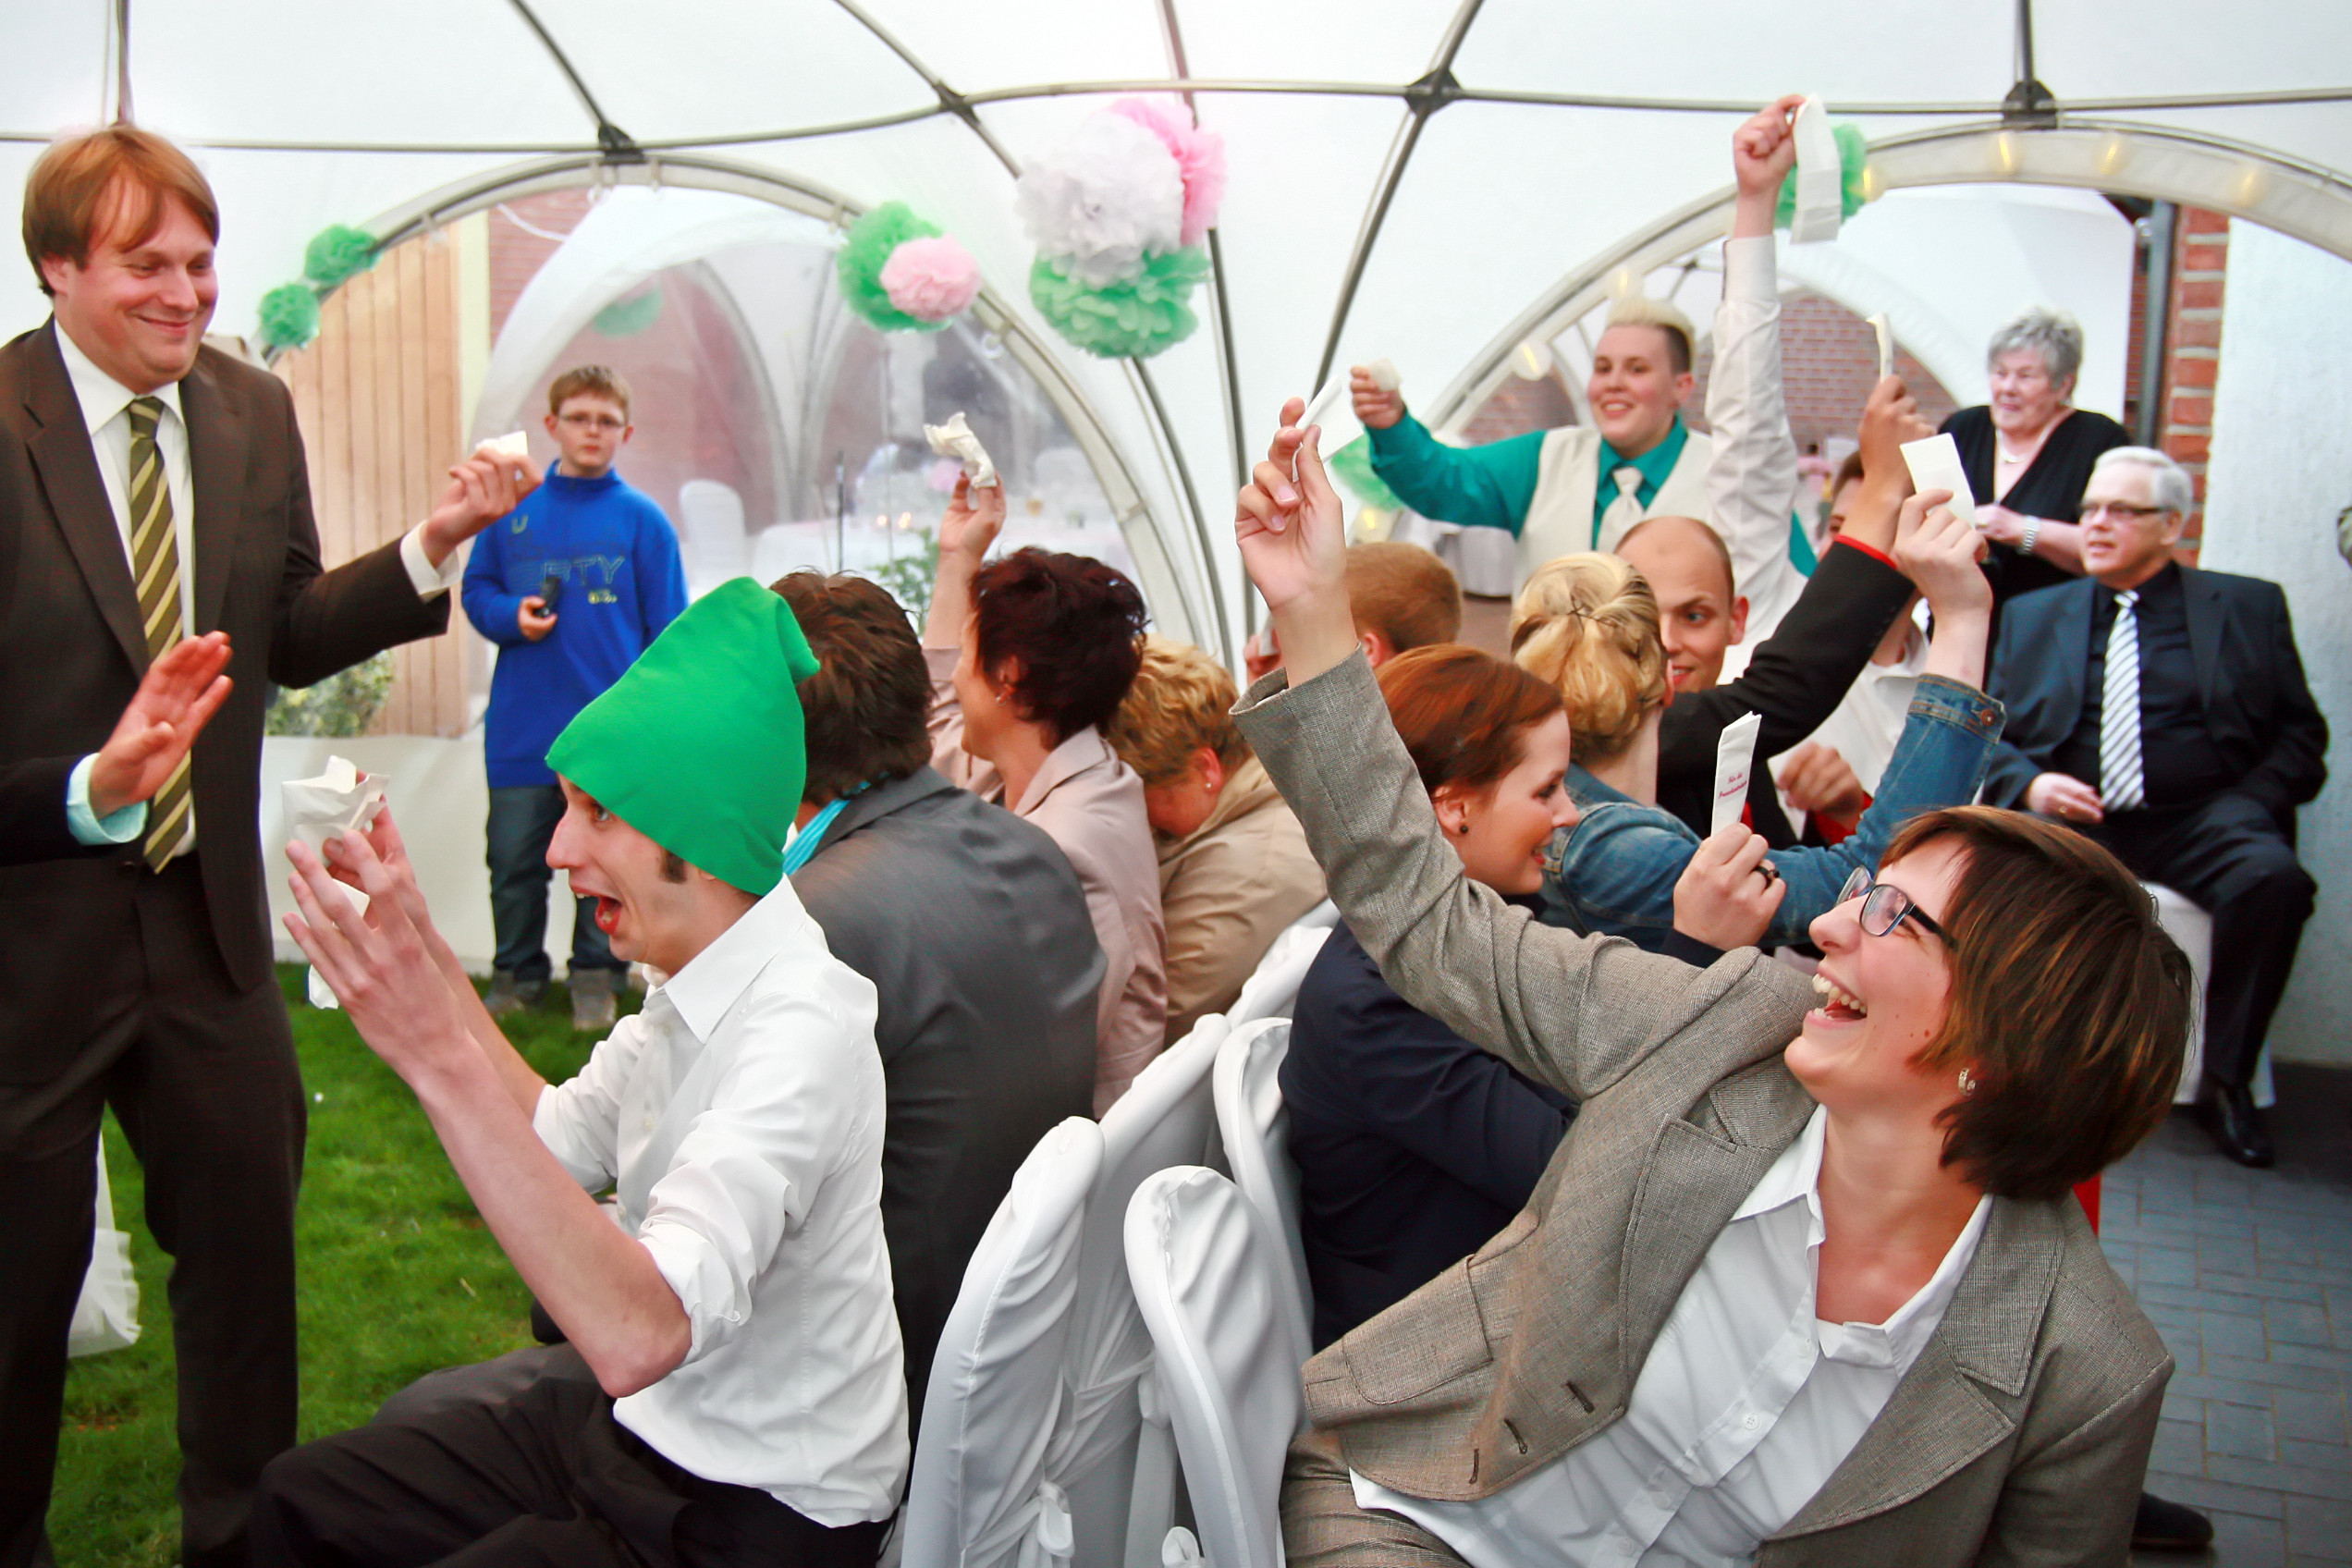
[2085,791,2317,1093]
[0,856,306,1568]
[251,1347,887,1568]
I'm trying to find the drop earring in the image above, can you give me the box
[1957,1068,1978,1096]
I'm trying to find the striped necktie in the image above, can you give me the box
[127,396,192,868]
[2099,588,2146,813]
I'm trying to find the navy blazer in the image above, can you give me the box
[1982,567,2327,822]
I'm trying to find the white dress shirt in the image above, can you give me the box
[1768,624,1931,836]
[1706,235,1808,658]
[1354,1107,1991,1568]
[532,877,909,1526]
[53,322,460,852]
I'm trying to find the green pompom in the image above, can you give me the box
[837,202,947,334]
[1029,248,1210,361]
[302,224,379,288]
[592,288,663,337]
[257,283,322,351]
[1775,123,1872,229]
[1328,435,1403,512]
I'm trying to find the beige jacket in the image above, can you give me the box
[1156,757,1327,1044]
[1235,652,2168,1568]
[927,648,1167,1114]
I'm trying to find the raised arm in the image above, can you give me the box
[1233,407,1809,1098]
[1709,96,1808,641]
[1359,401,1544,536]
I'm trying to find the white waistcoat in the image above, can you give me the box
[1519,424,1716,582]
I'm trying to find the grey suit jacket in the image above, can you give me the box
[1235,653,2170,1567]
[789,766,1103,1419]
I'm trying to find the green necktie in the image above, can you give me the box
[127,396,190,869]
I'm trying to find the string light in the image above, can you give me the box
[1511,340,1554,380]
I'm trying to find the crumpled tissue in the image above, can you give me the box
[925,412,1000,490]
[282,755,386,1010]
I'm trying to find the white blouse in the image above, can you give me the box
[1354,1108,1991,1567]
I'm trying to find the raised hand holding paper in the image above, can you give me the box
[1900,434,1978,529]
[1789,95,1844,243]
[924,411,999,489]
[282,756,386,1009]
[1711,711,1762,836]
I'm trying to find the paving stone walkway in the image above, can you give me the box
[2104,1064,2352,1567]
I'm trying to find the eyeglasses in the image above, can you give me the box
[1836,867,1952,944]
[557,412,627,431]
[2076,500,2170,522]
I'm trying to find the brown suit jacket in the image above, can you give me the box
[1236,652,2170,1567]
[0,322,447,1082]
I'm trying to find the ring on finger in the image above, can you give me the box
[1756,862,1779,887]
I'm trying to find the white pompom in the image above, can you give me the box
[1015,113,1184,288]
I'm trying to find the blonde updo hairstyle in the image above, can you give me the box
[1509,553,1671,766]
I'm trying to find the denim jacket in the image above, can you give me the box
[1539,675,2004,951]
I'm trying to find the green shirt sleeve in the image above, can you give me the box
[1366,412,1545,537]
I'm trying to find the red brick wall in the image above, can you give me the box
[2161,208,2229,551]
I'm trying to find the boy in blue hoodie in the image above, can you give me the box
[462,365,687,1028]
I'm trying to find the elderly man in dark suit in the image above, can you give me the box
[1,126,532,1567]
[1983,446,2327,1168]
[772,570,1102,1423]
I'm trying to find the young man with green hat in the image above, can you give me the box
[252,579,907,1567]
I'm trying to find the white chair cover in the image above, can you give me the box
[1227,903,1338,1027]
[900,1116,1103,1568]
[1125,1168,1308,1568]
[1055,1014,1230,1568]
[1212,1018,1312,1362]
[2145,882,2275,1108]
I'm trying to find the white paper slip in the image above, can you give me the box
[480,430,530,468]
[1789,95,1844,245]
[1299,373,1348,434]
[1366,358,1402,393]
[281,756,387,1011]
[923,411,999,489]
[1900,434,1979,529]
[1868,312,1893,382]
[1711,711,1762,837]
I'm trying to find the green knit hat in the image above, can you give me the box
[545,578,820,896]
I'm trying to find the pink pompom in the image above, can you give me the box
[880,236,981,323]
[1109,96,1228,248]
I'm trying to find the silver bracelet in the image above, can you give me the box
[2016,519,2041,557]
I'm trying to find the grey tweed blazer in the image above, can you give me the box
[1234,652,2169,1568]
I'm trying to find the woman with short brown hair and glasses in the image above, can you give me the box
[1231,405,2189,1567]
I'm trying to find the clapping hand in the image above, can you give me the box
[87,631,234,817]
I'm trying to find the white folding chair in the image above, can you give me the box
[2145,882,2274,1108]
[1125,1168,1308,1568]
[1212,1018,1311,1361]
[1227,903,1338,1027]
[1053,1014,1230,1568]
[900,1116,1103,1568]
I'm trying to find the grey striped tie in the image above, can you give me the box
[127,396,192,868]
[2099,588,2145,813]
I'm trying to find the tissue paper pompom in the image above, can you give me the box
[301,224,379,288]
[839,202,949,333]
[1030,247,1209,361]
[1015,113,1183,288]
[880,235,981,324]
[1108,97,1228,248]
[257,283,321,351]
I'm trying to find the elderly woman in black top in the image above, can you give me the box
[1938,308,2129,606]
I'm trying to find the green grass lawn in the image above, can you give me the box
[49,966,622,1567]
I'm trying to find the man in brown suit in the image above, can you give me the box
[0,127,533,1568]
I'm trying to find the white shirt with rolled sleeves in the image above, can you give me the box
[1353,1107,1991,1567]
[1707,234,1809,680]
[531,876,908,1527]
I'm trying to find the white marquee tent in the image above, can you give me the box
[6,0,2349,656]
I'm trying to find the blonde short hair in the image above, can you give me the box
[1510,554,1670,766]
[1603,294,1697,376]
[1104,636,1249,788]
